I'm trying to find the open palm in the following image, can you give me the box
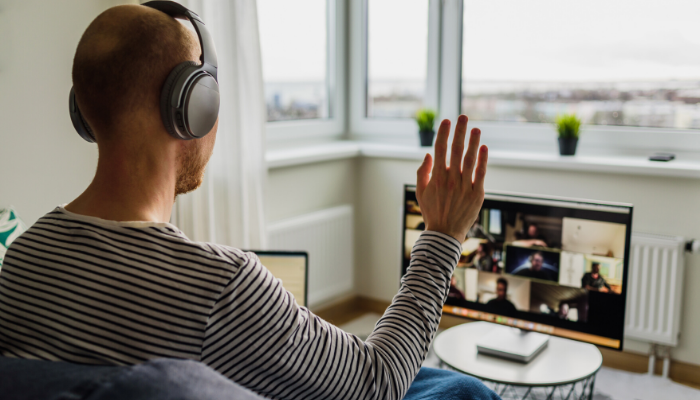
[416,115,488,243]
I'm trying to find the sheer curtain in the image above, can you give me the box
[171,0,268,250]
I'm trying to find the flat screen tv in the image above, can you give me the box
[402,185,633,350]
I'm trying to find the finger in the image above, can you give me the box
[433,119,451,177]
[473,145,489,189]
[462,127,481,183]
[449,115,468,177]
[416,153,433,198]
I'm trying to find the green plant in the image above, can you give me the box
[555,114,582,139]
[415,108,436,132]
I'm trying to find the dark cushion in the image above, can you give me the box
[0,357,498,400]
[0,357,265,400]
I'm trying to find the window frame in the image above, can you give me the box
[448,0,700,154]
[264,0,347,143]
[349,0,441,139]
[348,0,700,154]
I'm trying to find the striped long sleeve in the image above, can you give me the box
[202,231,461,400]
[0,207,461,400]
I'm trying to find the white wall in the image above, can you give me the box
[267,158,359,304]
[356,157,700,366]
[0,0,132,224]
[267,158,358,223]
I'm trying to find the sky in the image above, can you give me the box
[462,0,700,82]
[368,0,429,81]
[257,0,700,84]
[258,0,327,82]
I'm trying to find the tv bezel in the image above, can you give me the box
[401,184,633,351]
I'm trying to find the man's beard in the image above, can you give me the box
[175,140,209,197]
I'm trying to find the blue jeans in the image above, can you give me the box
[0,357,499,400]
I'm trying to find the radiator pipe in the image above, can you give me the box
[648,343,657,376]
[686,239,700,253]
[663,357,671,379]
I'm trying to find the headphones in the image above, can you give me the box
[69,1,220,142]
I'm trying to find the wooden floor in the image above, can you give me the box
[314,295,700,390]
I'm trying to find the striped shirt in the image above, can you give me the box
[0,206,461,400]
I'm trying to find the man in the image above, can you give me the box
[581,262,611,293]
[466,215,495,242]
[486,278,517,315]
[512,223,547,247]
[558,303,570,320]
[448,275,467,300]
[473,242,494,272]
[513,251,557,282]
[0,4,492,400]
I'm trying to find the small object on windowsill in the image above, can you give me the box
[415,108,436,147]
[555,114,581,156]
[649,153,675,162]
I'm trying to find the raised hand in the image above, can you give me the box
[416,115,488,243]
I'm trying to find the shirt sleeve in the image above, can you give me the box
[201,230,462,400]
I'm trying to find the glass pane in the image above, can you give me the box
[259,0,328,122]
[367,0,429,118]
[461,0,700,130]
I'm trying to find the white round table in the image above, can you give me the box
[433,322,603,399]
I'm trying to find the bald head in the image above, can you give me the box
[72,4,199,141]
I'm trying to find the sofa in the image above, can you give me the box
[0,356,501,400]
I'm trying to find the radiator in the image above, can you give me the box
[625,232,686,347]
[267,205,354,309]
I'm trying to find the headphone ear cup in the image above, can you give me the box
[160,61,199,139]
[185,74,220,138]
[69,87,97,143]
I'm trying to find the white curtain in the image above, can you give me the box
[171,0,268,250]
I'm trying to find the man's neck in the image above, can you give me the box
[66,145,177,223]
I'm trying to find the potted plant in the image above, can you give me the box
[415,108,436,147]
[555,114,581,156]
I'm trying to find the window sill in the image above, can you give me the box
[266,141,700,179]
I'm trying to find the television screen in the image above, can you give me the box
[402,185,633,350]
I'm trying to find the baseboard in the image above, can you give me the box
[313,295,700,389]
[312,294,367,326]
[598,347,700,388]
[309,291,356,314]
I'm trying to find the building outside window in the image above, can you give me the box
[366,0,429,119]
[460,0,700,130]
[259,0,330,122]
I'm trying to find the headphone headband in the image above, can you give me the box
[142,1,218,73]
[69,1,220,143]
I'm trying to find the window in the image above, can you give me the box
[366,0,429,118]
[460,0,700,130]
[258,0,329,122]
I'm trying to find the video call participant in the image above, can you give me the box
[581,262,611,293]
[448,275,466,300]
[558,303,570,320]
[0,5,497,399]
[486,278,517,314]
[467,215,495,242]
[512,223,548,248]
[473,242,494,272]
[513,251,558,281]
